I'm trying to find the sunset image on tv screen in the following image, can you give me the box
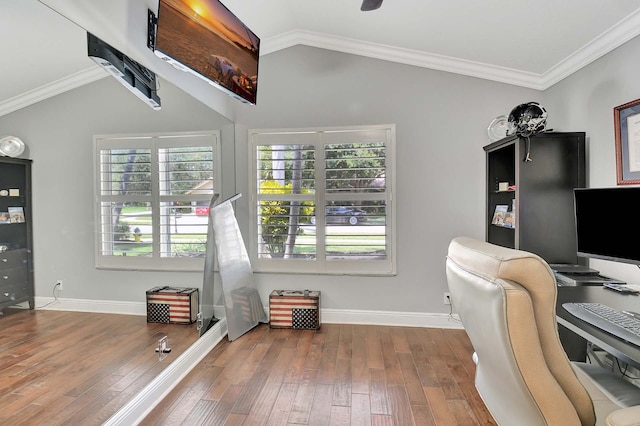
[156,0,259,104]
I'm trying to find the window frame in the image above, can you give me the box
[248,124,396,275]
[94,130,222,271]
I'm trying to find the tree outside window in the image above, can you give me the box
[250,125,395,275]
[95,132,221,271]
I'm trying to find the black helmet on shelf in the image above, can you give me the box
[508,102,548,137]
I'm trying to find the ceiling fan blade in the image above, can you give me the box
[361,0,383,11]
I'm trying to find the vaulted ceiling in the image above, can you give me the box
[2,0,640,117]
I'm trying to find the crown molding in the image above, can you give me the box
[541,7,640,89]
[0,66,106,117]
[4,12,640,114]
[262,29,543,90]
[262,14,640,91]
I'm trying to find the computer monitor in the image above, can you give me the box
[574,187,640,265]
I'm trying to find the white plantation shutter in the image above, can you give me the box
[249,125,396,275]
[95,132,221,271]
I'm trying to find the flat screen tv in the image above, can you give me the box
[149,0,259,105]
[574,187,640,265]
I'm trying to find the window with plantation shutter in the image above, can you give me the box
[95,131,221,271]
[249,125,396,275]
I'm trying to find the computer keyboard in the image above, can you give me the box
[562,302,640,347]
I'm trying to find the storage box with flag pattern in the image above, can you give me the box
[269,290,320,329]
[146,286,199,324]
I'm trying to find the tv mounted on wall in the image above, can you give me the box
[574,187,640,265]
[148,0,259,105]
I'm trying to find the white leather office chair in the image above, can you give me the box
[446,236,640,426]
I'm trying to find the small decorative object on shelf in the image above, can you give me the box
[8,206,25,223]
[487,115,512,142]
[491,205,508,226]
[504,212,516,228]
[508,102,548,138]
[0,136,26,158]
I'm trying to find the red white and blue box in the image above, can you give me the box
[269,290,321,329]
[146,286,198,324]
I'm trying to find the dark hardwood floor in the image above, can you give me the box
[0,308,199,425]
[142,323,496,425]
[0,308,494,425]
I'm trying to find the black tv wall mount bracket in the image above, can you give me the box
[147,9,157,51]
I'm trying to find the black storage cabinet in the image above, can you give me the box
[0,157,34,311]
[484,132,586,265]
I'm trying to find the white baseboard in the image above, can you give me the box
[320,308,463,329]
[35,296,463,329]
[36,296,147,315]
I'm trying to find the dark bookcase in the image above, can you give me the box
[0,157,34,311]
[484,132,586,264]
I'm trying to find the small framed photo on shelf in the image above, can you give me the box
[8,206,25,223]
[491,205,508,226]
[503,211,516,228]
[0,212,9,224]
[614,98,640,184]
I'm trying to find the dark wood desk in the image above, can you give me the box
[557,286,640,369]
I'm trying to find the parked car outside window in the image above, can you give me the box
[310,206,366,225]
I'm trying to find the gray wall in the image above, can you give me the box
[0,44,538,314]
[9,36,636,315]
[0,77,234,304]
[233,46,539,313]
[544,34,640,284]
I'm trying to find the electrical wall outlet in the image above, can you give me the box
[56,280,63,291]
[443,292,451,305]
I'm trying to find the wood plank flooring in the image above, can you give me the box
[142,323,496,425]
[0,308,199,425]
[0,308,495,425]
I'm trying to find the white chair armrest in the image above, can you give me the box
[606,405,640,426]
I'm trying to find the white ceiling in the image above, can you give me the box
[2,0,640,117]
